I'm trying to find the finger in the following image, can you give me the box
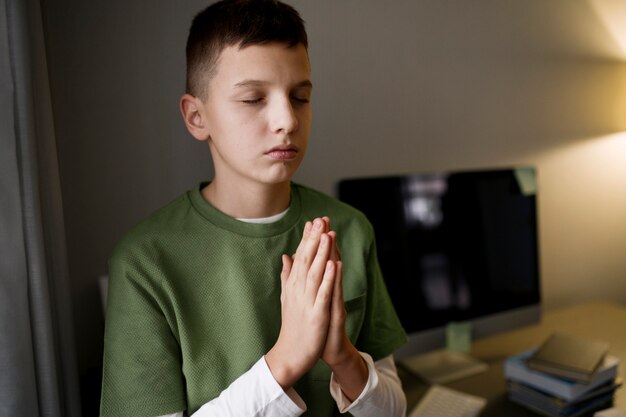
[315,260,336,309]
[281,254,293,284]
[280,254,293,303]
[321,216,331,233]
[306,232,332,293]
[303,220,313,237]
[295,218,325,273]
[327,231,341,261]
[330,261,346,329]
[322,217,341,260]
[291,221,313,278]
[294,221,312,254]
[334,261,343,298]
[333,261,344,312]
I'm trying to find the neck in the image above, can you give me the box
[202,179,291,219]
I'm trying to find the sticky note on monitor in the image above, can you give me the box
[514,167,537,196]
[446,321,472,353]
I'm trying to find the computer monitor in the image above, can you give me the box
[338,167,541,382]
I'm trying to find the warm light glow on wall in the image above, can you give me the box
[536,132,626,230]
[591,132,626,164]
[590,0,626,57]
[578,1,626,135]
[535,131,626,310]
[557,132,626,176]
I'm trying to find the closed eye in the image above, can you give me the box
[291,96,310,104]
[241,98,264,104]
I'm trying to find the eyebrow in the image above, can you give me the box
[233,79,313,89]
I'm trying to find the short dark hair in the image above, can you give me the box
[185,0,308,98]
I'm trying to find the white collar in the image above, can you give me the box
[237,208,289,224]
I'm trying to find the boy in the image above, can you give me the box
[100,1,407,416]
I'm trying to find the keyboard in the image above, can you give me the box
[409,385,487,417]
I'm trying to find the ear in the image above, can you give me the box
[180,94,211,141]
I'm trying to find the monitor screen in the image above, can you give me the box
[338,167,541,358]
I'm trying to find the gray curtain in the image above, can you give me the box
[0,0,80,415]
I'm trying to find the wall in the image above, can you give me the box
[41,0,626,407]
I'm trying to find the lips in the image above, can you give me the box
[266,145,299,160]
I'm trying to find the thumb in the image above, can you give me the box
[280,254,293,303]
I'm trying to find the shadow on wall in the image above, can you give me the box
[80,275,109,416]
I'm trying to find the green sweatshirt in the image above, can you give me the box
[100,182,406,417]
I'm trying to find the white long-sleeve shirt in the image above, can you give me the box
[158,352,405,417]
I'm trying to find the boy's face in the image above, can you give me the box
[194,42,312,189]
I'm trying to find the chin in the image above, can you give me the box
[264,165,300,184]
[263,176,294,187]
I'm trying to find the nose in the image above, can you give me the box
[269,97,299,134]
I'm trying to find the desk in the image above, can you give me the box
[399,301,626,416]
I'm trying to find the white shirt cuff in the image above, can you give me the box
[189,356,306,417]
[328,352,378,413]
[259,356,307,414]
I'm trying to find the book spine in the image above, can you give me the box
[504,360,617,401]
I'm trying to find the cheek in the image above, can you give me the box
[233,107,268,130]
[298,108,313,133]
[211,102,256,130]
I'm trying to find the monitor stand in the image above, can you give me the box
[399,349,488,384]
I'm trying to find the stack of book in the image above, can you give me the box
[504,333,622,417]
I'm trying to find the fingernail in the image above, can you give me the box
[314,219,323,230]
